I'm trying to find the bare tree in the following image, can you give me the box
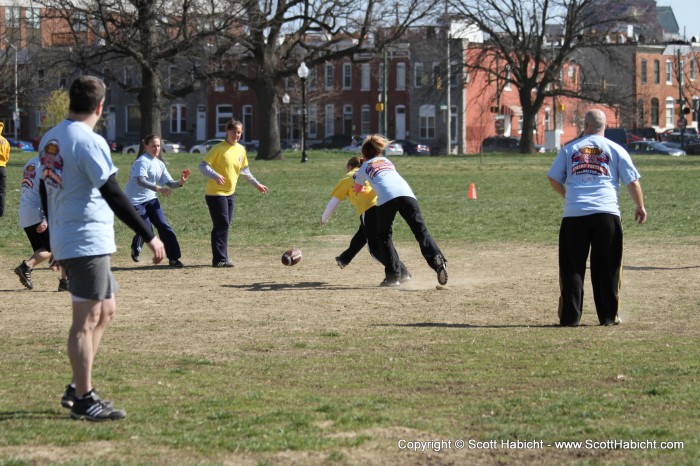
[448,0,647,153]
[35,0,440,160]
[207,0,441,160]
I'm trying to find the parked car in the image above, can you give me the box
[603,127,628,147]
[6,138,34,152]
[627,141,685,156]
[394,139,430,156]
[122,139,182,154]
[481,136,545,153]
[189,138,225,154]
[628,127,659,141]
[341,138,403,156]
[309,134,355,150]
[684,141,700,155]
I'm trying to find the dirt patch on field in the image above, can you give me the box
[1,239,698,465]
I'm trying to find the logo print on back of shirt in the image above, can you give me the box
[22,163,37,189]
[571,145,609,177]
[41,140,64,189]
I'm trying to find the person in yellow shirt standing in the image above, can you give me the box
[0,122,10,217]
[320,156,410,282]
[198,120,268,267]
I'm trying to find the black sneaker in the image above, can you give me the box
[335,257,347,269]
[14,261,33,290]
[400,273,412,284]
[131,247,140,263]
[62,385,113,410]
[71,390,124,421]
[434,255,448,286]
[169,259,184,267]
[213,261,234,268]
[380,277,401,287]
[58,278,70,292]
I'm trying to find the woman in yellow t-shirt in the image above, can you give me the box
[198,120,268,267]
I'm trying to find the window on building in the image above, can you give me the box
[545,108,551,131]
[308,67,318,90]
[693,97,699,123]
[691,60,696,81]
[450,60,459,88]
[361,105,371,135]
[654,60,660,84]
[325,104,334,136]
[414,63,424,88]
[325,63,334,89]
[396,63,406,90]
[343,105,353,135]
[216,105,234,136]
[238,64,249,91]
[419,104,435,139]
[432,63,442,89]
[665,97,674,127]
[5,7,20,42]
[73,11,88,32]
[638,99,645,127]
[342,62,352,89]
[27,7,41,29]
[504,67,512,91]
[308,104,317,138]
[242,105,253,141]
[651,98,659,126]
[126,105,141,133]
[641,59,647,84]
[170,104,187,133]
[167,65,177,89]
[361,64,370,91]
[666,60,672,84]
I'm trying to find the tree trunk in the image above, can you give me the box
[519,111,537,154]
[253,78,283,161]
[138,66,163,150]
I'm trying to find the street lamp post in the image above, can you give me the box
[282,93,290,145]
[4,38,18,139]
[297,62,309,163]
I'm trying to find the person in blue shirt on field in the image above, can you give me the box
[40,76,165,421]
[352,134,447,287]
[124,134,190,267]
[547,109,647,327]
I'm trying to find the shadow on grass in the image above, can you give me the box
[375,322,565,329]
[223,281,353,291]
[0,409,65,421]
[624,265,700,271]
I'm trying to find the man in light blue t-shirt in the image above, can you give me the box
[40,76,165,422]
[547,109,647,327]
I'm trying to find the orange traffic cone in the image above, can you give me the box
[468,183,477,200]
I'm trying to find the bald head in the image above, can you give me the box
[584,109,606,135]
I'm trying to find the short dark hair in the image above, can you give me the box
[69,76,106,114]
[226,120,244,131]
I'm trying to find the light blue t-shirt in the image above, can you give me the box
[18,156,44,228]
[353,156,415,206]
[39,119,117,260]
[547,134,640,218]
[124,154,174,205]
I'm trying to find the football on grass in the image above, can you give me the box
[281,248,302,266]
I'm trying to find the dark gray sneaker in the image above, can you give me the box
[380,277,401,287]
[14,261,33,290]
[434,255,448,286]
[61,384,113,410]
[57,278,70,292]
[70,390,124,421]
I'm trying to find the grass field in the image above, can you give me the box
[0,149,698,465]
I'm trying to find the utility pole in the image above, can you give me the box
[4,38,19,139]
[677,48,686,148]
[445,0,451,155]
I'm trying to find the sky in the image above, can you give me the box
[656,1,700,40]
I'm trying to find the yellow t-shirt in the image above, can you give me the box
[331,168,377,216]
[203,141,248,196]
[0,137,9,168]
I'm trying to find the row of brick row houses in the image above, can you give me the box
[1,0,699,154]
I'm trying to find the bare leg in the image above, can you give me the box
[68,296,116,396]
[25,249,52,268]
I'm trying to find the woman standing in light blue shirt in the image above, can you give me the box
[124,134,190,267]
